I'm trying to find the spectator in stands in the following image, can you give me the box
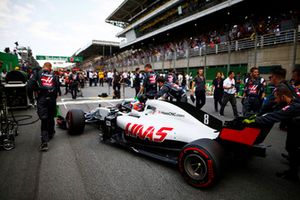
[220,71,239,117]
[212,72,224,112]
[191,68,206,110]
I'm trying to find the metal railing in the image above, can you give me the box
[106,28,299,69]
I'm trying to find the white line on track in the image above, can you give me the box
[57,97,134,108]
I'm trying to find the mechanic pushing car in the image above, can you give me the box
[139,63,157,99]
[243,84,300,181]
[260,67,297,114]
[28,62,60,151]
[156,76,187,103]
[291,68,300,97]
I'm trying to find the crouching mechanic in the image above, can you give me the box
[243,84,300,181]
[28,62,60,151]
[155,76,187,103]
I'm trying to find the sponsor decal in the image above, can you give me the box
[149,74,156,84]
[125,123,173,142]
[156,111,184,117]
[282,105,290,111]
[248,85,258,94]
[41,75,54,87]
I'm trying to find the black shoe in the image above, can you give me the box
[39,143,48,152]
[276,170,299,181]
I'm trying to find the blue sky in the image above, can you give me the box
[0,0,123,57]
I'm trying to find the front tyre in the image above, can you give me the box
[66,109,85,134]
[178,139,223,188]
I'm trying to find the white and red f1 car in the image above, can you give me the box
[62,99,268,188]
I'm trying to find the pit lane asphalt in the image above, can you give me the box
[0,83,299,200]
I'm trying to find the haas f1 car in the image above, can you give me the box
[60,99,269,188]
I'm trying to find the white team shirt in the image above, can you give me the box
[223,77,236,94]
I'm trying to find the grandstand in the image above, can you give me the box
[106,0,299,80]
[74,40,120,70]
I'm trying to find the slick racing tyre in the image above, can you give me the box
[178,139,223,188]
[66,109,85,134]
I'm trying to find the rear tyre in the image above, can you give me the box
[66,109,85,134]
[178,139,223,188]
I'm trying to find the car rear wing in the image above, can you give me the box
[219,117,271,146]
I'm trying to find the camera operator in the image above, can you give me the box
[27,62,60,151]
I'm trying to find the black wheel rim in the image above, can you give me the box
[184,153,208,181]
